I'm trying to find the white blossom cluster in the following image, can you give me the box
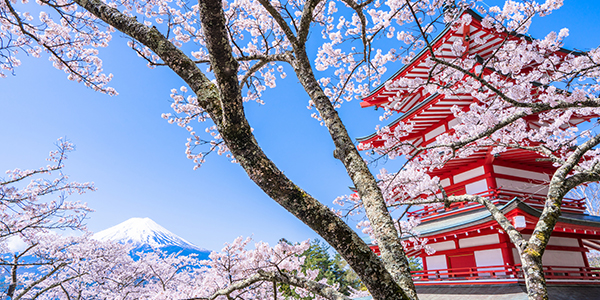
[0,0,115,93]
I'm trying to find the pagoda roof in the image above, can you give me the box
[415,199,600,238]
[359,9,494,111]
[357,9,585,152]
[360,9,578,112]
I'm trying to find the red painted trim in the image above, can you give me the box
[429,242,512,257]
[499,232,515,266]
[582,238,591,268]
[413,280,519,286]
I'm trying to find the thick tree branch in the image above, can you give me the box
[289,23,416,300]
[528,132,600,255]
[72,0,223,122]
[297,0,321,45]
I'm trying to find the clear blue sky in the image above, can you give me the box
[1,1,599,252]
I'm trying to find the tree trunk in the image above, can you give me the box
[292,50,418,300]
[520,251,548,300]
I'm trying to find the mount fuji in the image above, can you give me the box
[93,217,211,260]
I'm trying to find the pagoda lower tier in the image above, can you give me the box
[370,199,600,287]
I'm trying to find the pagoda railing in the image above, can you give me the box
[407,188,586,219]
[411,264,600,283]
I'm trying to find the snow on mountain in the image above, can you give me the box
[93,217,209,255]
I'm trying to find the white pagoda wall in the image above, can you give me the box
[512,235,586,267]
[493,165,550,195]
[474,248,504,267]
[425,233,507,272]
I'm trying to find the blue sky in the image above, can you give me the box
[1,1,600,252]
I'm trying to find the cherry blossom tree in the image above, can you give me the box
[2,0,415,296]
[0,139,94,298]
[0,142,348,299]
[3,0,600,299]
[4,234,352,299]
[0,139,95,240]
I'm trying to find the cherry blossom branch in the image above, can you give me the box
[297,0,322,45]
[186,269,351,300]
[257,0,299,47]
[405,0,434,57]
[3,0,112,93]
[13,262,68,300]
[239,52,294,89]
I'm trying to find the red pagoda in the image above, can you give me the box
[358,9,600,299]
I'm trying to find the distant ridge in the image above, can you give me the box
[93,217,210,259]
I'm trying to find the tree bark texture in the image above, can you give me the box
[72,0,408,299]
[291,51,418,300]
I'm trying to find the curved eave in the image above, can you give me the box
[356,93,439,146]
[359,9,582,110]
[415,199,600,238]
[359,26,451,109]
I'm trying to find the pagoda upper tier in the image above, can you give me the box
[357,9,591,213]
[359,9,575,113]
[358,9,581,151]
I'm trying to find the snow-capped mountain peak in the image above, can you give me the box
[93,217,206,251]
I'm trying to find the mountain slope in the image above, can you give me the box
[93,217,210,259]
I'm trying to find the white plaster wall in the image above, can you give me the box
[459,233,499,248]
[475,248,504,267]
[496,178,548,195]
[428,240,456,252]
[542,250,585,267]
[512,248,585,267]
[465,179,488,194]
[454,166,485,183]
[426,254,448,270]
[548,236,579,247]
[425,254,448,279]
[493,165,549,181]
[475,248,505,276]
